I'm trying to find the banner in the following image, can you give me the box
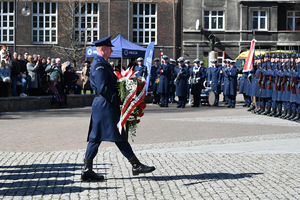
[243,39,256,72]
[143,41,155,95]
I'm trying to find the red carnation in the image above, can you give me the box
[138,112,144,117]
[142,81,146,86]
[137,85,143,91]
[137,119,141,124]
[139,103,146,110]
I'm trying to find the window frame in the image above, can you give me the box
[252,10,267,31]
[203,10,225,31]
[132,3,157,45]
[287,11,300,31]
[0,1,14,43]
[74,2,99,45]
[32,2,58,44]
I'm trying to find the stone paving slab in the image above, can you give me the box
[1,133,300,199]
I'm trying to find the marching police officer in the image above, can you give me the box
[82,36,155,181]
[133,57,147,78]
[157,55,174,107]
[224,60,238,108]
[150,57,161,104]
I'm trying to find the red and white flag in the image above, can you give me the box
[243,39,256,72]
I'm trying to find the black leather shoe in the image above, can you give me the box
[81,159,104,181]
[291,112,300,121]
[242,104,247,107]
[177,105,182,108]
[227,105,232,108]
[273,109,282,117]
[231,106,235,108]
[225,103,229,105]
[159,104,165,107]
[129,155,155,176]
[191,105,199,107]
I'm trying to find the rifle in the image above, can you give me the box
[268,74,272,90]
[291,76,296,94]
[281,74,286,91]
[258,71,262,87]
[261,73,266,89]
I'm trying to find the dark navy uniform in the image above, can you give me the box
[174,63,189,108]
[157,56,174,107]
[191,60,206,107]
[208,60,221,105]
[150,58,160,104]
[224,61,238,108]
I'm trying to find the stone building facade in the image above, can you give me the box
[182,0,300,67]
[1,0,182,67]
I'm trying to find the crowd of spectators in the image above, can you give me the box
[0,45,92,107]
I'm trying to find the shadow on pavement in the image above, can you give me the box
[116,172,263,185]
[0,163,118,196]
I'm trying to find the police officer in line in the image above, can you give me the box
[82,36,155,181]
[220,59,228,103]
[267,54,280,116]
[280,54,292,119]
[174,57,190,108]
[223,60,238,108]
[239,59,251,107]
[260,53,273,115]
[133,57,147,78]
[150,57,161,104]
[157,55,174,107]
[169,58,177,103]
[249,55,262,113]
[190,59,206,107]
[208,59,221,106]
[184,60,191,101]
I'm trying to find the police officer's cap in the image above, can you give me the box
[93,36,114,47]
[230,60,236,64]
[170,58,176,63]
[254,56,258,60]
[286,54,290,58]
[296,53,300,58]
[162,55,169,60]
[137,57,143,62]
[177,57,184,62]
[210,59,217,63]
[271,54,276,58]
[259,55,264,59]
[154,57,160,62]
[184,59,190,64]
[276,53,281,58]
[200,61,204,65]
[223,59,227,63]
[265,53,270,57]
[281,54,286,59]
[193,59,200,63]
[291,53,296,58]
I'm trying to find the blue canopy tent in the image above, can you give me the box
[85,34,146,59]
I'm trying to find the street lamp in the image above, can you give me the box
[14,0,31,52]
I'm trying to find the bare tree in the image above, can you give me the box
[52,0,89,70]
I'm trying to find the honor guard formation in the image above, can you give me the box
[240,53,300,122]
[148,55,238,108]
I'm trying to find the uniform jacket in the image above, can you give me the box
[133,65,147,79]
[150,64,160,92]
[209,66,221,95]
[156,63,174,94]
[27,62,40,89]
[174,65,189,97]
[191,66,206,95]
[88,54,126,142]
[223,66,238,96]
[81,66,92,90]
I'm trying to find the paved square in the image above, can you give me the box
[1,96,300,199]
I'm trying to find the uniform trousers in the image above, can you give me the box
[243,94,251,106]
[160,93,169,106]
[283,101,291,110]
[193,94,200,106]
[85,141,134,159]
[178,96,187,107]
[153,92,160,103]
[291,103,297,111]
[272,100,282,109]
[228,95,236,106]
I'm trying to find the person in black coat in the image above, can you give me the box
[82,36,155,181]
[150,57,160,104]
[174,57,190,108]
[191,59,206,107]
[224,60,238,108]
[156,55,174,107]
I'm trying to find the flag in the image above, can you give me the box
[143,41,155,95]
[243,39,256,72]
